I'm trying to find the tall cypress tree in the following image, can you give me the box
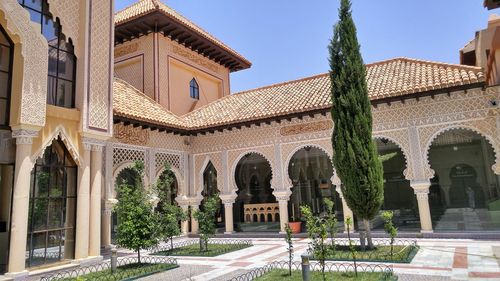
[328,0,384,249]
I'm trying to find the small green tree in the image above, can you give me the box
[284,223,294,276]
[115,161,159,263]
[324,198,338,252]
[345,217,358,277]
[155,164,188,249]
[381,211,398,259]
[329,0,384,250]
[301,205,328,281]
[194,194,220,252]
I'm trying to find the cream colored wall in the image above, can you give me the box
[114,35,154,99]
[168,58,223,115]
[113,32,231,116]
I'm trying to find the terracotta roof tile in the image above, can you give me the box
[183,58,484,129]
[112,58,484,131]
[113,78,188,130]
[115,0,250,67]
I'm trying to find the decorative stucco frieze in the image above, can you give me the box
[114,124,150,146]
[280,120,333,136]
[172,44,220,73]
[0,0,48,127]
[115,43,139,58]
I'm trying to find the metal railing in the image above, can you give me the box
[39,256,178,281]
[151,238,253,256]
[228,261,395,281]
[307,239,419,263]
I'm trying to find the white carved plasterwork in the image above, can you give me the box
[11,129,38,145]
[87,0,111,131]
[0,0,47,127]
[46,0,80,55]
[227,146,276,192]
[155,151,182,174]
[372,88,493,131]
[112,144,147,170]
[419,117,500,178]
[373,130,412,180]
[281,139,333,187]
[194,153,223,197]
[32,126,81,165]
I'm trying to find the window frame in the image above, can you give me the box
[18,0,77,108]
[0,24,14,130]
[26,139,77,268]
[190,78,199,100]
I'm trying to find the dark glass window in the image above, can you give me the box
[18,0,76,108]
[0,25,13,129]
[26,138,77,268]
[190,78,199,100]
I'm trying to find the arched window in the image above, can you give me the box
[0,25,13,128]
[27,138,77,267]
[18,0,76,108]
[190,78,199,100]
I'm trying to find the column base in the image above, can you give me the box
[224,231,234,235]
[420,230,434,234]
[4,270,28,281]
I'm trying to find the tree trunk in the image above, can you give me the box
[170,237,174,250]
[363,219,374,250]
[137,248,141,264]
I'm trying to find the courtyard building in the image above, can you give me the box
[0,0,499,279]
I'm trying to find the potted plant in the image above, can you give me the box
[288,215,302,234]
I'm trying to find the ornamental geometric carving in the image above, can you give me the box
[280,120,333,136]
[47,0,80,54]
[87,0,112,131]
[172,44,220,73]
[419,118,500,179]
[0,0,48,127]
[114,124,149,146]
[115,43,139,58]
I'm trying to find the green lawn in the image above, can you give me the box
[253,269,396,281]
[56,263,178,281]
[317,244,418,263]
[153,243,252,257]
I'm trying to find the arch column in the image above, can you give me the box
[189,196,203,234]
[175,196,190,235]
[273,190,291,233]
[101,198,117,249]
[411,180,433,233]
[75,140,91,260]
[6,129,38,277]
[220,193,237,234]
[335,186,354,233]
[87,138,105,257]
[332,176,354,233]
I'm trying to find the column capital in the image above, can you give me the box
[410,179,431,189]
[331,174,341,187]
[219,192,237,204]
[12,128,38,145]
[82,137,106,152]
[273,190,292,201]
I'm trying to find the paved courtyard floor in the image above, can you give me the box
[128,237,500,281]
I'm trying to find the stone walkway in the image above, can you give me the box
[130,237,500,281]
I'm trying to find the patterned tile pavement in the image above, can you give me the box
[126,237,500,280]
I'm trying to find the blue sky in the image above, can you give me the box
[115,1,495,93]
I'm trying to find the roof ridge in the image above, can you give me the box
[366,57,483,70]
[154,1,250,64]
[115,0,152,16]
[232,73,329,96]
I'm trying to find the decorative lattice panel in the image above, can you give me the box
[113,146,146,168]
[155,152,182,173]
